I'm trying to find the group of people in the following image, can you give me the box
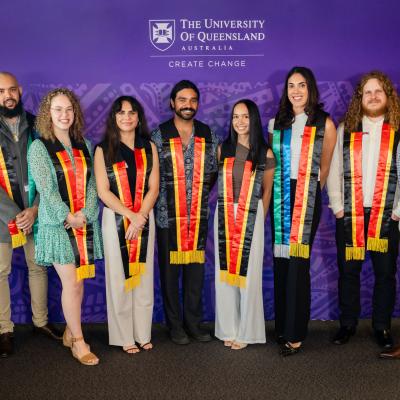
[1,67,400,365]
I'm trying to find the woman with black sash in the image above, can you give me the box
[269,67,336,355]
[28,88,102,365]
[215,99,275,350]
[94,96,159,354]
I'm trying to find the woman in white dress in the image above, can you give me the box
[214,99,274,350]
[94,96,159,354]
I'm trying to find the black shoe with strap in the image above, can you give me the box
[374,329,393,349]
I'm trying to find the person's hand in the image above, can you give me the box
[127,212,147,230]
[335,210,344,219]
[391,212,400,221]
[16,206,38,231]
[65,212,86,229]
[22,227,32,235]
[125,223,139,241]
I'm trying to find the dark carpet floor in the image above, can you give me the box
[1,320,400,400]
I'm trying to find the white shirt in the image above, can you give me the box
[268,113,308,179]
[327,116,400,216]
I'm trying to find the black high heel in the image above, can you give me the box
[280,342,301,357]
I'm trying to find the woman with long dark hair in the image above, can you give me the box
[214,99,274,350]
[94,96,159,354]
[28,88,102,365]
[269,66,336,355]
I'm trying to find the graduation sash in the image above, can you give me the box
[159,119,213,264]
[217,141,265,288]
[103,138,153,291]
[272,110,327,259]
[41,137,95,281]
[0,124,37,248]
[343,123,399,260]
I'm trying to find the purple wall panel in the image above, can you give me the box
[3,0,400,323]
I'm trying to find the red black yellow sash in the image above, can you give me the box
[41,137,95,280]
[0,143,27,248]
[159,119,214,264]
[217,141,265,287]
[102,138,153,292]
[272,110,326,259]
[343,123,399,260]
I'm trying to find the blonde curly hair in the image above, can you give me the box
[344,71,400,132]
[35,88,85,142]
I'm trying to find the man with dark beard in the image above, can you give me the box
[327,71,400,351]
[151,80,218,344]
[0,72,62,357]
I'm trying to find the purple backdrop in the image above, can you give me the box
[3,0,400,324]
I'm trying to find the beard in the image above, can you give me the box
[0,98,24,118]
[174,107,197,121]
[362,101,387,118]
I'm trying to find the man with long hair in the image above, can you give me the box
[0,72,62,357]
[151,80,218,344]
[327,71,400,352]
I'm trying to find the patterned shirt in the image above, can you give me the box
[151,122,219,228]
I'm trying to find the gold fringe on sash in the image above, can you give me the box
[345,246,366,261]
[170,250,205,264]
[367,238,389,253]
[219,270,246,288]
[129,262,146,277]
[289,243,310,259]
[76,264,95,281]
[11,231,27,249]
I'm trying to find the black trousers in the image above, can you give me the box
[157,227,205,333]
[336,209,399,330]
[272,180,322,342]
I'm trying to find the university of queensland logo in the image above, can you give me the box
[149,20,176,51]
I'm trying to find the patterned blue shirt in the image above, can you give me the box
[151,123,219,229]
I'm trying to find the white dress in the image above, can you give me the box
[214,200,266,344]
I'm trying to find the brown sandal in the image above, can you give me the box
[71,336,99,366]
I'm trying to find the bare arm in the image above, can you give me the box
[262,148,275,217]
[319,117,337,188]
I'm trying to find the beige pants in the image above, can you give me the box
[0,235,48,334]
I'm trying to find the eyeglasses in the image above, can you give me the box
[50,107,74,115]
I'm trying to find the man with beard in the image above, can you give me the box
[327,71,400,351]
[0,72,62,357]
[151,80,218,344]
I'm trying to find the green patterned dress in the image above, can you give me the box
[28,138,102,266]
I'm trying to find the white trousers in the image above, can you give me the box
[214,200,266,344]
[102,207,154,346]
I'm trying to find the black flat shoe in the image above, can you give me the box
[280,342,301,357]
[0,332,14,358]
[374,329,393,349]
[187,329,212,342]
[33,323,63,340]
[170,329,190,345]
[332,326,356,345]
[275,335,286,345]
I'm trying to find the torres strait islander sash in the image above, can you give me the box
[104,138,153,291]
[343,123,399,260]
[217,141,265,288]
[41,137,95,281]
[272,110,327,259]
[159,119,213,265]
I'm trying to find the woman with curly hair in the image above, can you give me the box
[269,66,336,356]
[28,88,102,365]
[327,71,400,350]
[94,96,159,354]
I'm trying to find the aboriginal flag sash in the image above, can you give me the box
[0,141,26,248]
[41,137,95,281]
[272,110,326,259]
[159,119,213,265]
[217,141,265,288]
[343,123,399,260]
[105,139,153,291]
